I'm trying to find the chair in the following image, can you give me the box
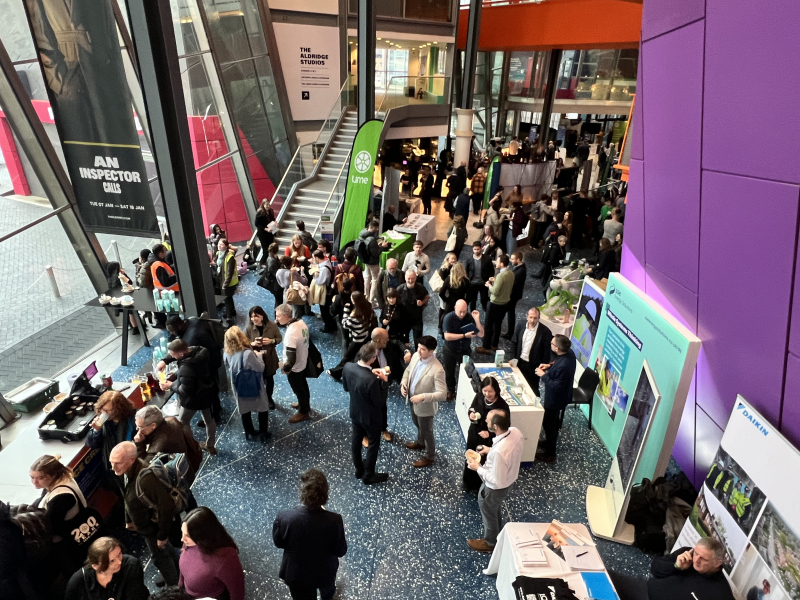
[569,368,600,430]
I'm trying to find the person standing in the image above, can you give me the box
[463,378,510,491]
[466,410,524,553]
[466,241,494,311]
[476,254,515,353]
[342,344,390,484]
[133,406,201,481]
[502,252,527,339]
[158,339,218,455]
[64,537,149,600]
[400,239,431,282]
[275,304,312,424]
[373,258,404,311]
[294,220,318,253]
[357,220,388,302]
[534,334,577,462]
[254,201,276,267]
[335,247,364,293]
[507,200,527,255]
[109,442,181,586]
[223,327,271,441]
[87,391,137,478]
[603,207,624,242]
[273,469,347,600]
[510,307,553,392]
[445,215,468,258]
[442,300,484,401]
[245,305,282,410]
[312,250,338,333]
[401,336,446,468]
[262,243,284,314]
[214,238,239,326]
[470,167,487,215]
[453,187,472,222]
[367,328,410,442]
[397,270,429,348]
[420,167,435,215]
[379,288,410,347]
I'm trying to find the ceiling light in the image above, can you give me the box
[377,37,382,40]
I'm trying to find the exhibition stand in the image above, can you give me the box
[540,313,573,338]
[455,363,543,463]
[394,213,436,248]
[378,230,413,268]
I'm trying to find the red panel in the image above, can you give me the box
[225,220,252,244]
[191,141,210,169]
[221,181,245,214]
[186,116,207,141]
[0,115,31,196]
[202,183,225,224]
[198,163,220,185]
[252,178,276,203]
[219,157,237,183]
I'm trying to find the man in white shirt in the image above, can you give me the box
[401,240,431,282]
[275,303,311,424]
[510,307,554,391]
[466,409,524,552]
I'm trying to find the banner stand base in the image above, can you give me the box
[586,485,635,545]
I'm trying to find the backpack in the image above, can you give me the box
[233,350,262,397]
[355,236,372,264]
[198,313,226,347]
[334,264,357,293]
[9,504,52,562]
[135,452,193,515]
[304,338,324,378]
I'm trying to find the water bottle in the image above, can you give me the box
[152,289,160,302]
[494,349,505,368]
[160,337,168,353]
[172,297,180,312]
[155,298,163,311]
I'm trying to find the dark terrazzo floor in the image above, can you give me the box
[110,231,665,599]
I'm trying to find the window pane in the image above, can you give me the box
[202,0,268,63]
[171,0,210,56]
[0,0,37,62]
[405,0,451,22]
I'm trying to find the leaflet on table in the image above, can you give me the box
[383,230,406,241]
[509,528,549,566]
[542,520,593,560]
[561,546,605,571]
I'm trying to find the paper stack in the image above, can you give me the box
[510,528,548,567]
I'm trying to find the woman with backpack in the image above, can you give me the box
[64,536,148,600]
[245,306,282,411]
[276,255,309,319]
[224,326,271,441]
[30,455,104,593]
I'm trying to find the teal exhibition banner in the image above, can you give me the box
[339,120,383,249]
[586,273,701,482]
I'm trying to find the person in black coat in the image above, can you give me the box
[254,201,276,267]
[0,501,27,600]
[420,167,435,215]
[586,238,617,281]
[273,470,347,600]
[465,241,495,311]
[463,377,510,491]
[540,234,567,291]
[510,307,554,391]
[502,252,527,338]
[367,328,411,442]
[379,289,411,346]
[65,537,149,600]
[535,335,577,462]
[453,187,472,221]
[342,344,390,484]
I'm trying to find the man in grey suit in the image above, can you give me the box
[401,336,447,468]
[342,343,390,485]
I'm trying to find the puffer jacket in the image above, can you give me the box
[164,346,217,410]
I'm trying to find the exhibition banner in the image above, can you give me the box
[339,120,382,248]
[273,23,341,121]
[570,278,605,369]
[586,273,700,481]
[24,0,158,237]
[675,397,800,600]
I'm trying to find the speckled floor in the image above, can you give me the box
[111,203,660,598]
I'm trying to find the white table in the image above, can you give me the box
[394,213,436,248]
[541,314,574,338]
[455,363,544,463]
[486,522,614,600]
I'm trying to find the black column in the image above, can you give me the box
[357,0,375,124]
[459,0,482,109]
[539,49,562,148]
[125,0,215,317]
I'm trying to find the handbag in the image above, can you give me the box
[445,229,458,252]
[52,485,103,551]
[429,270,445,294]
[233,351,262,397]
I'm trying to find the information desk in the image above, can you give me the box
[394,213,436,248]
[486,522,617,600]
[378,230,414,269]
[455,363,544,463]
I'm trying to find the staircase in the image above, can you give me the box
[274,109,357,248]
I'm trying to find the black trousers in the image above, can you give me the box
[256,229,273,264]
[410,322,424,349]
[287,579,336,600]
[319,300,337,330]
[517,359,540,392]
[287,371,310,414]
[223,284,237,318]
[471,192,483,214]
[352,421,381,478]
[482,301,508,349]
[442,345,469,392]
[241,411,268,435]
[607,570,648,600]
[504,299,519,335]
[541,408,562,457]
[468,283,488,311]
[264,374,274,402]
[422,198,432,214]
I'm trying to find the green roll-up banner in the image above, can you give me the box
[339,119,383,248]
[483,155,501,209]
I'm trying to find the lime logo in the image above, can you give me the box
[354,150,373,174]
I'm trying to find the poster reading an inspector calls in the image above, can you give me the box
[23,0,158,236]
[675,398,800,600]
[586,274,700,482]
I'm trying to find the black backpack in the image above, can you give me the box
[625,477,672,553]
[10,504,52,562]
[304,338,324,378]
[355,236,372,264]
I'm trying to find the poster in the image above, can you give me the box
[23,0,158,236]
[571,279,605,369]
[675,397,800,600]
[273,23,340,121]
[586,273,700,481]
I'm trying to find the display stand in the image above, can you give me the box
[585,485,635,544]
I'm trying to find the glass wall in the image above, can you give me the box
[349,0,453,22]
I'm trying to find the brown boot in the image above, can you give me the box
[405,441,425,450]
[467,538,495,553]
[413,457,434,468]
[288,412,309,424]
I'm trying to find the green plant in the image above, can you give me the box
[539,288,579,317]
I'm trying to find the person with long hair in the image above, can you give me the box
[328,291,376,380]
[245,306,282,410]
[379,288,410,346]
[215,238,239,326]
[284,234,310,265]
[446,215,468,258]
[586,237,617,280]
[224,326,271,441]
[260,242,283,313]
[87,391,137,475]
[507,199,527,255]
[463,377,510,491]
[65,537,148,600]
[254,201,276,268]
[179,508,244,600]
[276,255,309,319]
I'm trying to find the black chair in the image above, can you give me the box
[562,368,599,430]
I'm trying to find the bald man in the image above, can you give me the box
[374,258,405,310]
[364,328,412,444]
[442,300,485,400]
[110,441,181,585]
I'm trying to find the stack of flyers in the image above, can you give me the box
[541,520,592,561]
[509,528,548,567]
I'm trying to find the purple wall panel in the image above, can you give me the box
[694,405,724,489]
[631,60,644,161]
[787,247,800,357]
[697,171,798,427]
[644,265,698,333]
[625,159,645,260]
[641,22,703,293]
[641,0,705,42]
[703,0,800,184]
[781,353,800,449]
[620,244,646,291]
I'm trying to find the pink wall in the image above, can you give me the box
[622,0,800,486]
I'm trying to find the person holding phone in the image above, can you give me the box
[245,306,282,410]
[442,300,484,401]
[463,377,510,492]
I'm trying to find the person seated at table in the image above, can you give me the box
[88,391,137,476]
[463,377,510,492]
[374,258,405,311]
[379,288,410,347]
[608,538,735,600]
[586,237,617,280]
[134,405,202,482]
[335,247,364,294]
[401,239,431,282]
[383,204,403,231]
[65,536,149,600]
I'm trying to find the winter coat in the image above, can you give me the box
[224,350,270,414]
[165,346,217,410]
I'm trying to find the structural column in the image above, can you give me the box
[539,49,562,148]
[125,0,216,317]
[495,51,511,140]
[454,0,482,169]
[357,0,375,125]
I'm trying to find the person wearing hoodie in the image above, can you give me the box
[207,223,226,248]
[158,339,219,455]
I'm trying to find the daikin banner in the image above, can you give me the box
[24,0,158,236]
[586,273,701,481]
[675,398,800,600]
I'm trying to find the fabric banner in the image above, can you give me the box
[24,0,159,236]
[339,120,382,249]
[675,397,800,600]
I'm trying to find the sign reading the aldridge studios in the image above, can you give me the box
[23,0,159,236]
